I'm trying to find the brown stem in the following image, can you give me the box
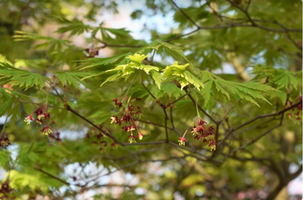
[167,88,196,106]
[231,124,280,153]
[122,141,166,146]
[65,104,141,161]
[218,98,242,125]
[163,108,169,142]
[34,167,70,186]
[134,119,174,130]
[233,101,301,131]
[170,0,200,28]
[184,88,218,124]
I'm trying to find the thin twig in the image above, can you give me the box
[65,104,141,161]
[163,108,169,142]
[226,0,301,33]
[231,124,280,153]
[170,0,200,28]
[122,141,166,146]
[34,167,70,186]
[233,101,301,131]
[184,88,218,124]
[167,88,196,106]
[218,98,242,124]
[134,119,173,130]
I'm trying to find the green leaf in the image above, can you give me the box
[163,62,204,90]
[0,150,12,168]
[127,54,150,64]
[56,17,92,37]
[0,62,50,89]
[150,70,163,89]
[131,10,143,19]
[79,53,132,71]
[214,80,230,100]
[201,80,213,106]
[199,70,277,106]
[100,72,121,87]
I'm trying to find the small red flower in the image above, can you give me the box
[33,107,43,115]
[40,127,52,135]
[37,114,45,120]
[178,137,186,146]
[36,119,43,125]
[0,136,11,148]
[24,115,34,124]
[138,133,143,140]
[198,119,207,126]
[191,126,198,136]
[128,125,136,132]
[0,179,14,199]
[209,140,216,151]
[111,142,118,149]
[110,116,118,124]
[208,126,215,134]
[288,113,292,118]
[128,134,136,144]
[100,141,107,147]
[44,113,50,119]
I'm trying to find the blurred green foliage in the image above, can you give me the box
[0,0,301,199]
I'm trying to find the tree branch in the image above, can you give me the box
[170,0,200,28]
[34,167,70,186]
[218,98,242,124]
[233,101,301,131]
[184,88,218,124]
[65,104,141,161]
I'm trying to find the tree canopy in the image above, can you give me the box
[0,0,302,199]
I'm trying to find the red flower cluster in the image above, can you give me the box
[110,97,143,143]
[48,131,62,143]
[86,128,116,151]
[84,47,99,59]
[0,180,14,199]
[24,105,60,142]
[285,96,302,122]
[180,118,216,151]
[0,133,10,149]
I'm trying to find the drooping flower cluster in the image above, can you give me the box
[48,131,62,144]
[110,96,143,143]
[0,133,11,149]
[24,105,61,142]
[0,180,14,200]
[179,118,216,151]
[84,47,99,59]
[85,127,116,151]
[285,96,302,123]
[178,137,186,146]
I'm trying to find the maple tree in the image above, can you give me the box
[0,0,302,199]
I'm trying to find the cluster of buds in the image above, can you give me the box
[179,118,216,151]
[0,133,11,148]
[110,97,143,143]
[85,128,117,151]
[84,47,99,59]
[48,131,62,144]
[24,105,61,142]
[286,96,302,122]
[0,180,14,200]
